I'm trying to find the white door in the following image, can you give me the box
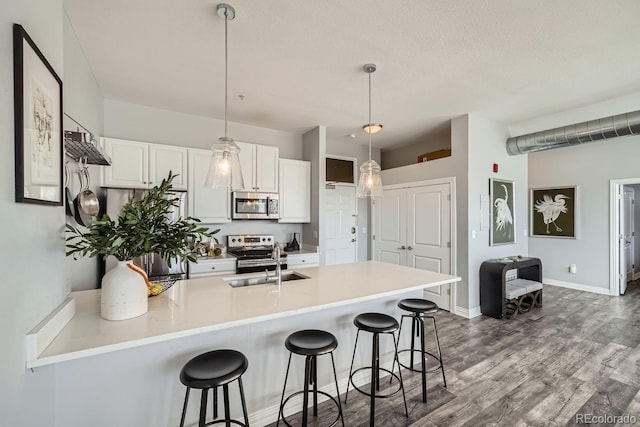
[406,183,452,310]
[235,142,256,191]
[255,145,279,192]
[324,185,357,265]
[623,187,635,292]
[374,188,407,266]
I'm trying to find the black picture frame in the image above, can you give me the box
[530,186,578,238]
[13,23,63,206]
[490,178,515,246]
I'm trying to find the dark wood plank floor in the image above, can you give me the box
[266,281,640,426]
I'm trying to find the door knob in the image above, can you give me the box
[397,245,406,250]
[351,239,356,243]
[407,246,413,250]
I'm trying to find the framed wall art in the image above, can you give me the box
[490,178,515,245]
[13,23,63,205]
[530,186,578,238]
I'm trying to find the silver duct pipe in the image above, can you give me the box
[506,110,640,155]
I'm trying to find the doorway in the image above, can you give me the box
[610,179,640,295]
[373,177,456,311]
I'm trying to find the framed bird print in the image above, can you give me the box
[490,178,515,245]
[530,186,578,238]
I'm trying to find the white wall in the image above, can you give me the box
[381,128,451,170]
[0,1,65,425]
[301,126,326,255]
[466,115,528,310]
[512,92,640,291]
[63,10,105,291]
[104,99,303,159]
[381,115,470,309]
[325,138,377,261]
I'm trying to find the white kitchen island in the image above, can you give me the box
[33,261,459,427]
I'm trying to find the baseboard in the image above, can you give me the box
[543,278,611,295]
[634,272,640,281]
[248,352,412,426]
[453,306,481,319]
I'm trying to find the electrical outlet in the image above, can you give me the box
[362,227,367,234]
[569,264,577,274]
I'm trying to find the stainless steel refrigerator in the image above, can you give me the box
[104,188,188,280]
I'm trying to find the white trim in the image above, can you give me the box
[544,279,611,295]
[610,178,640,296]
[454,306,481,319]
[633,271,640,281]
[26,297,76,362]
[380,176,456,191]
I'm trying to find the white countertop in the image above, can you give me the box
[29,261,460,368]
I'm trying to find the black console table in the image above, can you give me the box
[479,257,542,319]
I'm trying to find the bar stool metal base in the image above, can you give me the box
[344,313,408,427]
[277,329,344,427]
[393,302,447,405]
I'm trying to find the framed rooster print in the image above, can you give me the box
[530,186,578,238]
[490,178,515,245]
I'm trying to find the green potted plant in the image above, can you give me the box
[66,172,217,320]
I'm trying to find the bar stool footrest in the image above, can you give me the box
[397,349,443,373]
[280,390,342,427]
[203,419,248,427]
[349,367,403,399]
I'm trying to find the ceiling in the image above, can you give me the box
[64,0,640,150]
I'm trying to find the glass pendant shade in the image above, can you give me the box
[356,159,383,198]
[205,136,244,189]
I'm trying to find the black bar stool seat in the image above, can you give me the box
[394,298,447,406]
[278,329,344,427]
[179,349,250,427]
[345,313,408,427]
[397,298,438,314]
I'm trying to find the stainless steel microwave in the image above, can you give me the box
[232,191,279,220]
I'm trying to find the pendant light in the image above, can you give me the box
[205,3,245,190]
[356,63,383,199]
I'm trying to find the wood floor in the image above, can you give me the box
[266,281,640,426]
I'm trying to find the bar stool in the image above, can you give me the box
[277,329,344,427]
[345,313,408,427]
[179,349,250,427]
[393,298,446,404]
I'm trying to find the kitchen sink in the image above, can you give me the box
[225,271,310,288]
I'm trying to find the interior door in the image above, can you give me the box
[623,187,635,291]
[406,183,452,310]
[374,188,407,266]
[324,185,357,265]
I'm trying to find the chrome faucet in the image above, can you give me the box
[265,243,282,285]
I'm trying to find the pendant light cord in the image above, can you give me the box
[224,8,229,139]
[368,70,372,161]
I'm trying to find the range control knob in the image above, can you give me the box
[231,238,236,243]
[267,237,272,242]
[262,238,266,242]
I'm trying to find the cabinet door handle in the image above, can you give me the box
[398,245,406,250]
[211,267,216,270]
[351,239,356,243]
[407,246,413,250]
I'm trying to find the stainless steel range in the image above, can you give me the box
[227,234,288,274]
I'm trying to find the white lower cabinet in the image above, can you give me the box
[287,253,320,269]
[279,159,311,223]
[187,148,231,223]
[189,257,236,278]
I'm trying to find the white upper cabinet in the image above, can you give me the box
[187,148,231,224]
[279,159,311,223]
[101,138,187,190]
[235,142,279,193]
[149,145,188,190]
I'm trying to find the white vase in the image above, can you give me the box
[101,260,148,321]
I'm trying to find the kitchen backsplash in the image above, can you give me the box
[201,221,303,248]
